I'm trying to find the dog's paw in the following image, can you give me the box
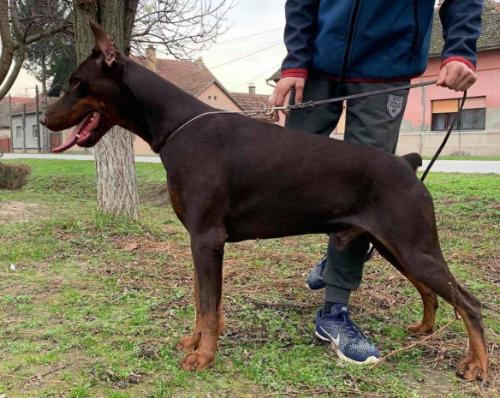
[176,334,200,353]
[407,322,434,335]
[180,350,215,371]
[457,358,488,382]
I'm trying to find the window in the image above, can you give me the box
[431,113,458,131]
[208,95,212,99]
[461,108,486,130]
[32,124,39,139]
[431,97,486,131]
[214,96,217,100]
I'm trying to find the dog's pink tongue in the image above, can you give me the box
[52,131,78,153]
[51,115,89,153]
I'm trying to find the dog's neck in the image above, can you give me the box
[120,58,213,152]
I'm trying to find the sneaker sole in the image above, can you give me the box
[305,282,326,291]
[315,330,380,365]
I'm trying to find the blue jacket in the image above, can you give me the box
[281,0,483,81]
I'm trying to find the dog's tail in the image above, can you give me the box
[401,152,422,173]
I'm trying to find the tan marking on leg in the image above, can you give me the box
[456,309,488,382]
[217,303,225,335]
[180,311,220,371]
[177,271,202,352]
[406,274,437,335]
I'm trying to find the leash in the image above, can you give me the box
[166,80,439,143]
[268,79,439,113]
[420,89,467,181]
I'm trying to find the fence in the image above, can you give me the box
[395,130,500,157]
[330,130,500,157]
[0,137,10,152]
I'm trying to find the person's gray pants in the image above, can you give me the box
[285,73,409,304]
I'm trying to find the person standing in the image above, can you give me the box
[270,0,482,364]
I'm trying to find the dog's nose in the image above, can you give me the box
[40,115,47,126]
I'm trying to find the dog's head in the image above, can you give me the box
[42,22,125,152]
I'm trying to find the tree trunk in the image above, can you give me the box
[0,0,25,101]
[40,52,49,151]
[0,0,15,85]
[73,0,140,220]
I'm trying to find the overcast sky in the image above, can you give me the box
[197,0,288,95]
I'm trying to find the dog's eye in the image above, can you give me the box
[77,81,89,95]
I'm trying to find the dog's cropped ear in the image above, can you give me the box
[89,21,117,67]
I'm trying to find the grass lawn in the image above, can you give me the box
[421,155,500,161]
[0,159,499,397]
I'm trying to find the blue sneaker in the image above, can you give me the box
[306,256,327,290]
[315,304,380,365]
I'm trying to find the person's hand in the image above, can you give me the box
[268,77,306,121]
[436,60,477,92]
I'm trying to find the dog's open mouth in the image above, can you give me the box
[52,112,101,153]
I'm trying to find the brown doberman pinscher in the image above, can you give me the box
[42,22,488,381]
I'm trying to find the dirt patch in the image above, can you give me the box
[0,201,48,223]
[139,183,170,206]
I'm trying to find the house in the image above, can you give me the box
[0,97,15,152]
[1,95,62,153]
[267,1,500,156]
[7,96,58,152]
[399,0,500,156]
[1,96,54,152]
[229,83,270,120]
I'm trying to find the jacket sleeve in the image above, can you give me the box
[280,0,320,79]
[439,0,483,71]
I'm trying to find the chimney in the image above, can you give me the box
[145,45,157,72]
[194,57,204,70]
[248,82,256,95]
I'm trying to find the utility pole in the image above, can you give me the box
[41,52,49,152]
[36,85,41,153]
[22,104,26,153]
[8,94,13,152]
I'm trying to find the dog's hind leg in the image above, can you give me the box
[372,227,488,381]
[179,228,226,371]
[403,273,438,335]
[372,242,438,335]
[373,242,438,335]
[403,252,487,381]
[375,244,438,335]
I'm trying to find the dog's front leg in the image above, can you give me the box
[176,269,203,352]
[179,231,225,371]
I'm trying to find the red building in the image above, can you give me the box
[399,1,500,156]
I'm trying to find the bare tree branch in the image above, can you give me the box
[131,0,234,59]
[0,0,17,85]
[9,0,25,41]
[0,43,26,99]
[26,20,71,45]
[0,0,72,101]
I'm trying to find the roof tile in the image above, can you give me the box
[135,56,218,97]
[430,1,500,57]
